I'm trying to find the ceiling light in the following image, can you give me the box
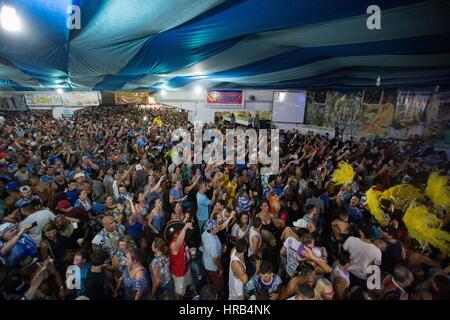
[194,85,202,94]
[1,6,21,32]
[56,88,63,94]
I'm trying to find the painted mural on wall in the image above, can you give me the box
[360,102,395,137]
[324,91,363,135]
[425,91,450,149]
[389,90,431,139]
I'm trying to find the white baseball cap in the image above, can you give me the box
[19,185,31,193]
[74,172,85,179]
[135,164,143,171]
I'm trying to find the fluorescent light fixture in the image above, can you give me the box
[1,6,21,32]
[279,91,287,102]
[194,85,202,94]
[56,88,63,94]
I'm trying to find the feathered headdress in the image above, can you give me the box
[381,184,423,210]
[331,161,355,186]
[403,204,450,255]
[365,186,389,226]
[425,172,450,210]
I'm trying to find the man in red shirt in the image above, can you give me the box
[166,221,193,299]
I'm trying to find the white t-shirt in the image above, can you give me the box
[283,237,301,277]
[343,236,382,280]
[20,209,55,245]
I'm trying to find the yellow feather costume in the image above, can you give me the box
[365,187,389,226]
[381,184,423,210]
[425,172,450,210]
[331,162,355,186]
[403,204,450,255]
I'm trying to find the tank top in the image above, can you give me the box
[229,248,246,300]
[331,265,350,289]
[248,227,262,258]
[169,239,189,277]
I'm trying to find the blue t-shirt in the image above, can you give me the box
[169,187,183,201]
[40,175,55,184]
[196,192,211,222]
[0,234,38,268]
[65,189,81,206]
[343,201,363,224]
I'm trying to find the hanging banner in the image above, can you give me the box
[207,90,243,108]
[115,91,149,105]
[61,108,74,119]
[61,92,100,106]
[25,93,62,106]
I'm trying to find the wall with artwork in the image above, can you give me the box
[304,88,449,147]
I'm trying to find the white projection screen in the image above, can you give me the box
[272,91,306,123]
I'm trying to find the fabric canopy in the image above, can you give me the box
[0,0,450,91]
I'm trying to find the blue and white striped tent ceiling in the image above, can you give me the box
[1,0,450,92]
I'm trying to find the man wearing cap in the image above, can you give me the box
[166,221,193,299]
[0,222,38,269]
[14,185,42,209]
[201,214,235,299]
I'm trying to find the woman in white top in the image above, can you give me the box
[231,213,250,243]
[229,239,250,300]
[331,252,352,300]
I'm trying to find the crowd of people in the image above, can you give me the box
[0,105,449,301]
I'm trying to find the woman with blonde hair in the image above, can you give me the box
[314,278,335,300]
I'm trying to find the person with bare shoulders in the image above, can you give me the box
[229,239,257,300]
[331,251,352,300]
[280,261,316,299]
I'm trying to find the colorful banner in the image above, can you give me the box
[115,91,149,105]
[61,108,74,119]
[207,90,243,108]
[25,93,62,106]
[61,92,100,106]
[360,103,395,137]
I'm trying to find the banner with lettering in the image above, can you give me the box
[61,92,100,106]
[115,91,149,104]
[207,90,243,108]
[25,93,62,106]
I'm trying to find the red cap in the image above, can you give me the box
[56,200,71,210]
